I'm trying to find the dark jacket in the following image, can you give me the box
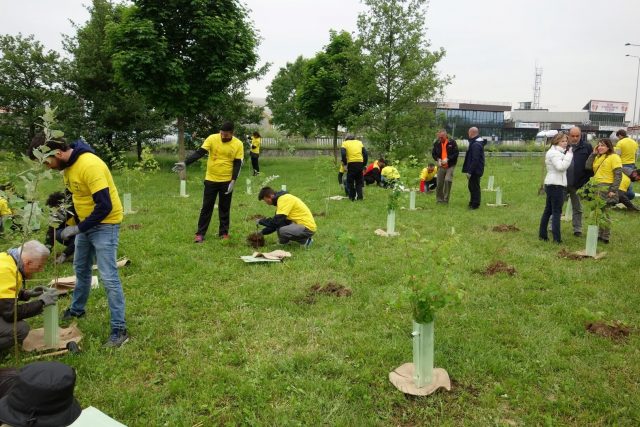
[462,136,486,176]
[431,137,459,167]
[566,137,593,189]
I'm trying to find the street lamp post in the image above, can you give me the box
[626,54,640,125]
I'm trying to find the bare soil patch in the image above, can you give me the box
[492,224,520,232]
[127,224,142,230]
[298,282,352,304]
[246,232,265,249]
[482,261,516,276]
[313,211,326,217]
[247,214,265,221]
[586,321,631,340]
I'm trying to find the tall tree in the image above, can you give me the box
[108,0,265,170]
[357,0,450,155]
[64,0,167,165]
[266,56,317,138]
[0,34,66,152]
[297,31,364,160]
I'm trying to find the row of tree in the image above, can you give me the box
[266,0,450,158]
[0,0,265,165]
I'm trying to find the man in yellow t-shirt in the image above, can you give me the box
[341,134,368,201]
[28,135,129,348]
[250,131,261,176]
[617,168,640,211]
[615,129,638,200]
[173,121,244,242]
[380,165,400,187]
[257,187,316,248]
[419,163,438,193]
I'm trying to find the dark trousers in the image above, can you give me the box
[196,180,233,237]
[468,174,481,208]
[0,318,29,351]
[346,162,364,201]
[250,153,260,174]
[539,184,564,242]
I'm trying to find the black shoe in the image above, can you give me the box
[539,236,549,241]
[62,308,85,322]
[104,328,130,348]
[574,231,582,237]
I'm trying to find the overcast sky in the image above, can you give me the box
[2,0,640,120]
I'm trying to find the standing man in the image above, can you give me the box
[431,128,459,204]
[173,122,244,242]
[341,134,368,201]
[461,127,486,209]
[614,129,638,200]
[257,187,316,248]
[565,126,593,236]
[28,137,129,347]
[250,131,261,176]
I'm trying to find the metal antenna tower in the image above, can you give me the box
[532,65,543,109]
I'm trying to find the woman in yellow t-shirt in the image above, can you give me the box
[585,138,622,243]
[250,131,261,176]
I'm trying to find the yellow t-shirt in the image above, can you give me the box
[341,139,364,163]
[251,137,261,154]
[339,163,345,174]
[619,173,631,192]
[0,198,11,216]
[381,166,400,180]
[615,137,638,164]
[201,134,244,182]
[592,154,622,185]
[419,167,437,181]
[64,153,123,224]
[0,252,22,299]
[276,194,317,232]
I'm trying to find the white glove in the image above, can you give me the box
[225,180,235,195]
[60,225,80,241]
[172,162,186,173]
[465,173,471,179]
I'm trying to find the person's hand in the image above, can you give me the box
[225,180,235,194]
[442,158,448,164]
[607,191,615,198]
[437,159,442,166]
[60,225,80,241]
[38,289,58,307]
[465,173,471,179]
[172,162,186,173]
[23,286,46,299]
[54,253,68,265]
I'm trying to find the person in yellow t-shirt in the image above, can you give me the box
[337,163,348,196]
[28,135,129,348]
[250,131,261,176]
[257,187,316,248]
[585,138,623,243]
[341,134,368,201]
[172,121,244,242]
[363,158,386,186]
[0,240,55,351]
[614,129,638,200]
[617,168,640,211]
[419,163,438,193]
[380,165,400,188]
[0,183,15,234]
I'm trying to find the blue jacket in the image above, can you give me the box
[566,136,593,189]
[462,136,486,176]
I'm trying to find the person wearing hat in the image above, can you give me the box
[341,134,368,201]
[0,361,81,427]
[0,241,57,352]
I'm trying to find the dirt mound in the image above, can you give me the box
[586,321,631,340]
[127,224,142,230]
[313,211,326,217]
[483,261,516,276]
[299,282,352,304]
[247,214,265,221]
[246,232,265,248]
[558,248,583,260]
[492,224,519,232]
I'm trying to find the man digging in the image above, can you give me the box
[256,187,316,248]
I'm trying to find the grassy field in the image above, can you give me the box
[2,153,639,426]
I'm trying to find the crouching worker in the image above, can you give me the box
[257,187,316,248]
[44,191,77,264]
[0,240,57,352]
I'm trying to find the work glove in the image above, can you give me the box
[38,289,58,307]
[465,173,471,179]
[172,162,186,173]
[225,180,235,195]
[60,225,80,241]
[23,286,46,299]
[55,253,68,265]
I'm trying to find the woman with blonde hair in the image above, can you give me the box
[585,138,622,243]
[539,132,573,243]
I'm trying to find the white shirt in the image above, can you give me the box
[544,145,573,187]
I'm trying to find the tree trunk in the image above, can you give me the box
[333,125,339,164]
[177,116,186,180]
[135,130,143,162]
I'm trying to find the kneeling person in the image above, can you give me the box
[257,187,316,247]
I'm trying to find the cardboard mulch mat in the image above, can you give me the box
[481,261,516,276]
[326,195,349,200]
[558,248,584,260]
[492,224,519,232]
[93,257,131,270]
[389,363,451,396]
[22,323,83,352]
[375,228,399,237]
[586,321,631,340]
[241,250,291,263]
[49,275,99,294]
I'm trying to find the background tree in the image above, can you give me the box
[0,34,67,152]
[108,0,266,170]
[266,56,317,139]
[297,31,364,160]
[356,0,450,156]
[64,0,168,166]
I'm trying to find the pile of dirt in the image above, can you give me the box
[299,282,352,304]
[313,211,326,217]
[127,224,142,230]
[246,232,265,248]
[492,224,519,232]
[586,321,631,340]
[483,261,516,276]
[247,214,265,221]
[558,248,583,260]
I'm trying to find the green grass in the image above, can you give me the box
[2,154,640,426]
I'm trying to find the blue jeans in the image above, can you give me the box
[71,224,126,330]
[539,185,565,242]
[623,163,636,200]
